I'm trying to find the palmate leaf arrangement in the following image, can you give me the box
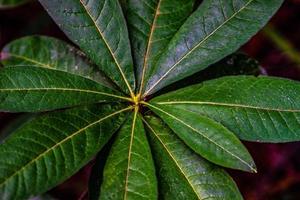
[1,0,300,199]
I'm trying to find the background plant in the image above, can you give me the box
[1,0,300,200]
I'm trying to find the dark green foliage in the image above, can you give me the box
[1,0,299,199]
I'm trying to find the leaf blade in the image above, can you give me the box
[0,66,129,112]
[0,104,130,200]
[39,0,135,95]
[145,102,255,172]
[144,115,243,200]
[1,36,116,89]
[100,109,157,200]
[151,76,300,142]
[143,0,283,95]
[123,0,195,92]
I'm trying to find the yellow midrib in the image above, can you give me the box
[143,0,255,96]
[0,106,132,189]
[143,102,255,172]
[142,118,203,200]
[79,0,134,97]
[123,106,139,200]
[139,0,162,95]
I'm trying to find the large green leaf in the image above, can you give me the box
[143,0,283,96]
[100,109,157,200]
[0,0,29,8]
[145,102,255,172]
[0,66,129,112]
[122,0,195,91]
[39,0,135,95]
[1,36,116,89]
[151,76,300,142]
[144,115,243,200]
[0,103,130,200]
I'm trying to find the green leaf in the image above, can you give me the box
[39,0,135,95]
[143,0,284,96]
[100,109,157,200]
[144,115,243,200]
[122,0,195,91]
[1,36,116,89]
[151,76,300,143]
[0,0,29,9]
[0,66,129,112]
[0,103,130,200]
[145,102,256,172]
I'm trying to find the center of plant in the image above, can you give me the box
[132,93,141,107]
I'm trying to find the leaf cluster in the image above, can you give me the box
[1,0,299,200]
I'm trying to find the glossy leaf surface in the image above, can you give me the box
[0,66,128,112]
[1,36,115,88]
[152,76,300,142]
[143,0,283,96]
[100,109,157,200]
[144,115,242,200]
[0,104,129,200]
[39,0,135,95]
[123,0,195,90]
[145,102,255,172]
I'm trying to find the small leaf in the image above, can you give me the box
[143,0,284,96]
[1,36,116,89]
[151,76,300,142]
[0,103,130,200]
[144,115,243,200]
[145,102,256,172]
[122,0,195,91]
[39,0,135,95]
[100,109,157,200]
[0,66,129,112]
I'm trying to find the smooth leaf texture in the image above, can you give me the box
[151,76,300,142]
[144,115,242,200]
[39,0,135,95]
[0,0,28,8]
[122,0,195,91]
[145,102,256,172]
[100,109,157,200]
[1,36,115,89]
[0,66,129,112]
[143,0,283,96]
[0,103,130,200]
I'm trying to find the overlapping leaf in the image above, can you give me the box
[143,0,283,95]
[100,109,157,200]
[1,36,115,89]
[0,66,128,112]
[144,115,243,200]
[0,103,129,200]
[151,76,300,142]
[39,0,135,94]
[145,102,255,172]
[122,0,195,91]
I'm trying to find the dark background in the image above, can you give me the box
[1,0,300,199]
